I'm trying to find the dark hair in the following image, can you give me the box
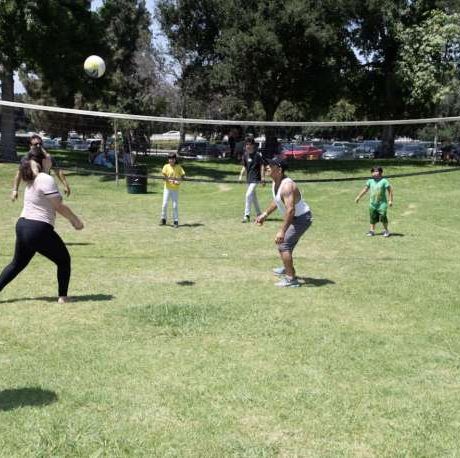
[27,144,46,163]
[371,166,383,174]
[19,159,40,182]
[268,157,288,172]
[29,134,42,145]
[168,153,179,162]
[245,136,255,145]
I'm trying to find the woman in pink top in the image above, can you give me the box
[0,156,84,304]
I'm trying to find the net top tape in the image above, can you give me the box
[2,100,460,127]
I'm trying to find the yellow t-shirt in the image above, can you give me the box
[162,163,185,190]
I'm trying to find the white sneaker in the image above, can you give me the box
[275,277,300,288]
[383,230,390,237]
[272,267,286,276]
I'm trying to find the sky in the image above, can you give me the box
[14,0,164,94]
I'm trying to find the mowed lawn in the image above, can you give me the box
[1,159,460,456]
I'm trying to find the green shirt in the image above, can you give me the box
[366,178,391,207]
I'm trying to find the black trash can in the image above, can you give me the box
[125,164,148,194]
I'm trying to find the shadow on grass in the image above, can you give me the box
[66,242,94,246]
[0,387,58,411]
[0,294,114,304]
[297,277,335,287]
[370,232,405,237]
[176,280,195,286]
[177,223,204,228]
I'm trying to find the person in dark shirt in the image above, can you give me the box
[11,134,71,201]
[238,136,265,223]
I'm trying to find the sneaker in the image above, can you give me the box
[241,215,250,223]
[173,221,179,228]
[383,230,390,237]
[160,218,166,226]
[366,230,375,237]
[272,267,286,276]
[275,277,300,288]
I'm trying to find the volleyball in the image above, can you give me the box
[84,55,106,78]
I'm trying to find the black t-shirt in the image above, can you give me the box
[242,150,263,183]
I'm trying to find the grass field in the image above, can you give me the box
[1,158,460,457]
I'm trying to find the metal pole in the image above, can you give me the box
[432,123,438,165]
[114,120,119,185]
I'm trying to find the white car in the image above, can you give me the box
[70,139,89,151]
[150,131,206,142]
[42,137,58,149]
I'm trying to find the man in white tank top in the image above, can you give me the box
[256,157,312,287]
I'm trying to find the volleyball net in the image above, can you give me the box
[1,100,460,185]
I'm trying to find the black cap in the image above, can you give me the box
[268,156,288,171]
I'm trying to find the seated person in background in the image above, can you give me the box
[93,150,114,168]
[88,141,100,164]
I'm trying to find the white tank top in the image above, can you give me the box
[272,177,310,216]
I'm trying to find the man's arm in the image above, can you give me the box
[255,200,278,225]
[55,168,71,196]
[11,170,21,201]
[275,182,295,243]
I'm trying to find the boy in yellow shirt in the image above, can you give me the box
[161,153,186,227]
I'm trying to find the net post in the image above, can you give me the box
[114,119,119,185]
[432,123,438,165]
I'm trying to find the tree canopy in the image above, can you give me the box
[3,0,460,160]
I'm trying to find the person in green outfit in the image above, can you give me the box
[355,166,394,237]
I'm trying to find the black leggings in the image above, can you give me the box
[0,218,71,297]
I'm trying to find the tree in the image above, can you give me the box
[94,0,167,149]
[1,1,99,155]
[0,0,27,160]
[346,0,460,156]
[397,10,460,112]
[157,0,351,156]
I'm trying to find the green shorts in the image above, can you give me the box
[369,205,388,225]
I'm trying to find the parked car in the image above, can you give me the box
[150,131,206,142]
[178,141,222,158]
[280,143,323,160]
[42,137,58,149]
[353,140,382,159]
[322,145,354,160]
[70,139,89,151]
[395,143,426,158]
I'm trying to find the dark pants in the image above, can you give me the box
[0,218,71,297]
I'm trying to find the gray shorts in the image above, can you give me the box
[278,211,312,252]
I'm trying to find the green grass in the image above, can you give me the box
[1,158,460,456]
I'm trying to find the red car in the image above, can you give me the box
[280,143,323,160]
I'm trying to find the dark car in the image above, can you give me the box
[395,143,426,159]
[178,141,222,158]
[353,140,382,159]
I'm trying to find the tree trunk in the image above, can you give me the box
[263,101,279,159]
[0,68,18,161]
[382,125,394,158]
